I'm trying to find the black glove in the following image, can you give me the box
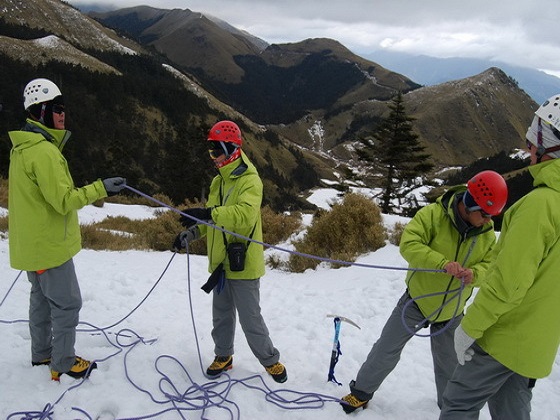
[180,207,213,228]
[102,177,126,196]
[172,226,200,251]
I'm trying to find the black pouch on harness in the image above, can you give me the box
[201,263,225,294]
[227,242,246,272]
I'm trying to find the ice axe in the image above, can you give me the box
[327,314,360,385]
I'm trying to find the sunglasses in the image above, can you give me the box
[52,104,65,114]
[466,205,492,219]
[479,210,492,218]
[208,143,225,159]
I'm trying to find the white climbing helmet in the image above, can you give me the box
[535,94,560,131]
[23,78,62,110]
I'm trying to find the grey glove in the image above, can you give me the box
[172,226,200,251]
[102,177,126,196]
[454,324,475,365]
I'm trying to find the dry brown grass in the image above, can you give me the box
[0,182,361,272]
[388,221,407,246]
[80,209,208,254]
[261,205,302,246]
[288,192,387,272]
[78,202,303,254]
[80,223,144,251]
[139,209,207,254]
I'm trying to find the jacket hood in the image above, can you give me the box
[218,150,257,178]
[438,185,466,211]
[9,118,71,151]
[530,158,560,192]
[438,185,493,238]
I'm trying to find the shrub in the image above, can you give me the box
[261,205,302,246]
[388,222,407,246]
[266,254,283,270]
[0,215,7,233]
[80,222,144,251]
[288,192,387,272]
[79,209,208,254]
[137,209,181,252]
[138,209,207,254]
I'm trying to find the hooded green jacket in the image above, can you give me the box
[462,159,560,378]
[198,151,266,279]
[8,119,107,271]
[400,185,496,322]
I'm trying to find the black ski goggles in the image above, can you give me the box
[208,142,225,159]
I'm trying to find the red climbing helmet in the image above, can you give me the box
[465,170,508,216]
[207,120,242,146]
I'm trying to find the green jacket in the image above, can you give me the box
[198,151,266,279]
[462,159,560,378]
[400,185,496,322]
[8,119,107,271]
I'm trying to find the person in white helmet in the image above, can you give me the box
[8,78,126,380]
[440,95,560,419]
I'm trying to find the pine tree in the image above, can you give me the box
[359,92,434,214]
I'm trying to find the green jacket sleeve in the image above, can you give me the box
[400,204,448,271]
[33,144,107,215]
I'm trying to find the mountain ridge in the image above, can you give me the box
[91,5,535,167]
[364,50,560,105]
[0,0,538,211]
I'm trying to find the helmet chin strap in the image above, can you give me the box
[40,103,47,125]
[218,141,229,157]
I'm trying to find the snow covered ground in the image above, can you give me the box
[1,190,559,419]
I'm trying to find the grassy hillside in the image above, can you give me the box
[0,49,320,210]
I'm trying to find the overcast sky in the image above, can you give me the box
[67,0,560,79]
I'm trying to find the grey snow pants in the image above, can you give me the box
[351,291,461,408]
[212,278,280,367]
[27,258,82,373]
[440,343,533,420]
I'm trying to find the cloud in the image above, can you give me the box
[68,0,560,74]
